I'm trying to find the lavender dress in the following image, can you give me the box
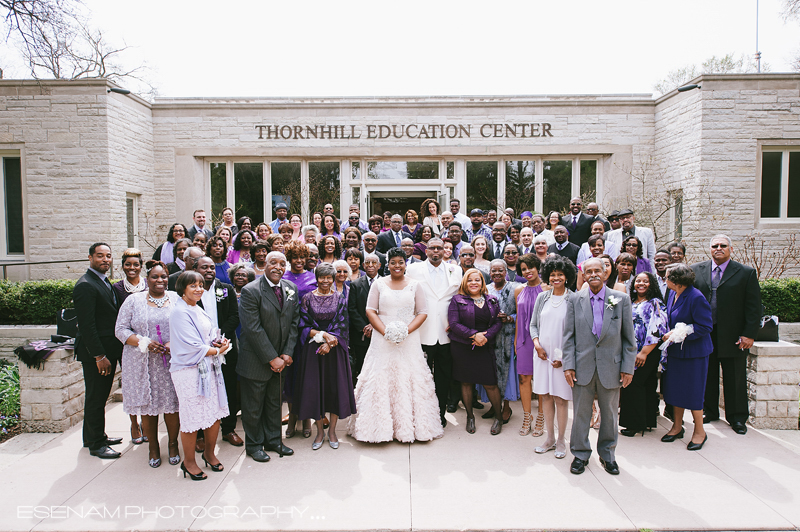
[515,284,544,376]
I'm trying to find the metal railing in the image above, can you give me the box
[1,259,96,280]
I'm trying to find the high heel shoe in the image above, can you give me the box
[532,412,545,437]
[660,428,685,442]
[180,462,207,481]
[168,441,180,465]
[502,408,512,424]
[620,428,645,437]
[490,419,502,435]
[149,458,161,468]
[131,424,145,445]
[519,412,533,436]
[687,434,708,451]
[466,416,476,434]
[201,453,223,472]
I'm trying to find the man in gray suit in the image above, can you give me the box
[237,251,300,462]
[563,258,636,476]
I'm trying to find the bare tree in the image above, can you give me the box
[732,233,800,280]
[654,53,768,95]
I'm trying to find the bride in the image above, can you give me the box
[349,248,444,442]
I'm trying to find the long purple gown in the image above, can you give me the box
[283,269,318,403]
[292,292,356,421]
[515,284,544,376]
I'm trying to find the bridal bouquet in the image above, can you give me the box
[383,321,409,345]
[659,322,694,351]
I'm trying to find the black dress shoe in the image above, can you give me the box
[687,434,708,451]
[599,457,620,475]
[446,403,458,413]
[265,443,294,456]
[441,416,447,428]
[731,422,747,435]
[660,428,685,442]
[105,437,123,446]
[247,450,270,462]
[471,399,484,410]
[89,446,121,459]
[481,408,495,419]
[570,457,588,475]
[620,428,644,437]
[703,415,719,424]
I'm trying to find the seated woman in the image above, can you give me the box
[319,235,342,265]
[344,248,366,283]
[292,263,356,450]
[413,225,434,260]
[166,238,191,276]
[153,223,187,263]
[403,209,422,239]
[619,272,668,437]
[623,235,653,276]
[115,261,181,468]
[448,268,503,435]
[661,263,713,451]
[206,236,232,285]
[169,271,231,480]
[227,229,256,265]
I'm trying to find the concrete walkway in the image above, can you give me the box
[2,401,800,531]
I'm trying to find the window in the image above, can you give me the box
[234,163,264,224]
[669,189,683,240]
[505,160,535,215]
[309,162,340,217]
[466,161,497,212]
[542,160,572,215]
[367,161,438,180]
[446,161,455,180]
[125,194,138,248]
[580,160,597,202]
[761,150,800,219]
[1,156,23,256]
[210,162,227,221]
[271,162,301,215]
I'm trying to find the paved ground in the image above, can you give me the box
[1,401,800,532]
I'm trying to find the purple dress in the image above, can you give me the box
[448,295,502,385]
[283,270,317,301]
[291,292,356,421]
[635,257,652,276]
[515,284,544,376]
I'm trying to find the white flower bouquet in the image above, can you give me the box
[659,322,694,351]
[383,321,409,345]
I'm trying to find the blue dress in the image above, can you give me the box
[663,286,714,411]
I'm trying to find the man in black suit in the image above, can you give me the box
[186,209,215,241]
[692,234,761,435]
[376,214,412,254]
[487,222,509,260]
[348,253,382,384]
[194,257,242,449]
[167,247,204,291]
[586,202,610,231]
[74,243,124,459]
[238,252,300,462]
[561,197,595,246]
[548,225,580,265]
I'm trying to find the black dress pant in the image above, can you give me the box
[704,328,749,424]
[81,356,119,450]
[619,346,660,432]
[423,342,452,419]
[220,352,240,435]
[350,343,369,387]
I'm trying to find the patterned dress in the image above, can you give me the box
[479,282,520,401]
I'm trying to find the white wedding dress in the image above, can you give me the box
[348,277,444,443]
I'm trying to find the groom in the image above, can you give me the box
[407,238,462,427]
[562,258,636,475]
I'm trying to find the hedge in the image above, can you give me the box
[1,277,800,325]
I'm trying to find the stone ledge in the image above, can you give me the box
[748,341,800,430]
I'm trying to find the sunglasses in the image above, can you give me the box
[460,252,475,257]
[711,244,728,249]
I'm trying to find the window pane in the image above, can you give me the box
[271,162,301,216]
[446,161,455,180]
[210,162,227,222]
[580,160,597,203]
[352,161,361,181]
[234,162,264,224]
[504,161,536,215]
[351,186,360,205]
[367,161,438,180]
[309,162,340,218]
[126,198,135,248]
[466,161,497,212]
[3,157,23,254]
[788,152,800,218]
[761,152,782,218]
[543,160,572,215]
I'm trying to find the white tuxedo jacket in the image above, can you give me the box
[606,226,656,261]
[406,260,463,346]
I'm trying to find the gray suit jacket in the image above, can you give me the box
[236,276,300,382]
[562,287,636,389]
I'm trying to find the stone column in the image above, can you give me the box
[747,341,800,430]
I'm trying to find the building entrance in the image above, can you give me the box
[369,191,438,220]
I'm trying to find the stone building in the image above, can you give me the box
[0,74,798,279]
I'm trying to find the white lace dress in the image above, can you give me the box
[348,278,444,443]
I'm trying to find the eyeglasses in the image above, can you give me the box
[504,251,519,255]
[711,244,728,249]
[460,252,475,257]
[336,270,348,274]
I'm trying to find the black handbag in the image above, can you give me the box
[757,315,779,342]
[57,308,79,338]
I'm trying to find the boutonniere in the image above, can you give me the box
[285,288,295,301]
[606,295,621,310]
[215,287,227,302]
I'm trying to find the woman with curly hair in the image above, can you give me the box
[319,235,342,265]
[413,225,434,260]
[420,198,443,236]
[265,233,285,254]
[153,223,187,263]
[403,209,422,239]
[226,229,256,264]
[255,223,271,242]
[321,213,341,239]
[205,236,232,285]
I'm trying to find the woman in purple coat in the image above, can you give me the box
[660,263,714,451]
[448,268,503,435]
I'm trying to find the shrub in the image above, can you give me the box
[760,278,800,323]
[0,279,76,325]
[0,361,20,432]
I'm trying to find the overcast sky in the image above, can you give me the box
[9,0,800,98]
